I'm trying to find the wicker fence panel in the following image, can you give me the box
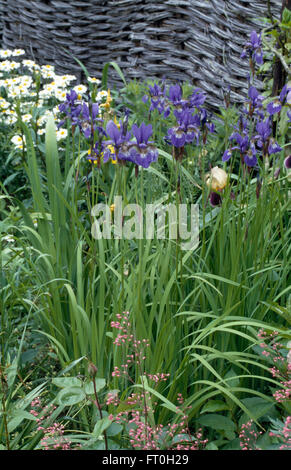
[0,0,3,45]
[0,0,282,108]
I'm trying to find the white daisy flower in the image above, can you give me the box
[88,77,101,85]
[52,105,61,115]
[22,59,37,67]
[0,100,10,109]
[9,61,21,70]
[0,50,12,58]
[12,49,25,56]
[11,134,26,148]
[96,90,108,101]
[22,113,32,123]
[41,64,55,72]
[6,116,17,125]
[73,84,87,95]
[37,115,48,127]
[55,88,67,101]
[56,128,68,141]
[0,60,11,71]
[45,71,56,79]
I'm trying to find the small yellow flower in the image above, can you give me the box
[100,89,112,110]
[110,204,115,212]
[205,166,228,191]
[107,144,117,164]
[113,115,120,129]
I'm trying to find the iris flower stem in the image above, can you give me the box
[137,169,144,322]
[200,145,206,260]
[74,133,81,206]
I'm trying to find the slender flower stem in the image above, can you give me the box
[92,376,108,450]
[0,364,10,450]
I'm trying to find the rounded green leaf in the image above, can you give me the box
[84,378,106,395]
[56,386,86,406]
[53,377,82,388]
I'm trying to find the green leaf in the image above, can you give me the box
[198,414,236,432]
[56,386,86,406]
[224,369,240,388]
[240,397,275,422]
[52,377,82,388]
[278,106,290,137]
[222,438,241,450]
[93,417,112,438]
[59,357,86,376]
[84,378,106,395]
[282,7,291,25]
[205,442,219,450]
[8,410,37,433]
[106,422,123,437]
[201,400,230,414]
[6,356,18,388]
[102,62,127,89]
[261,301,291,325]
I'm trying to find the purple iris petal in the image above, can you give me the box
[82,124,92,139]
[206,122,215,133]
[244,152,257,167]
[189,88,207,108]
[250,31,261,49]
[163,106,171,118]
[248,86,263,108]
[106,120,123,146]
[82,103,90,120]
[255,118,271,144]
[66,89,78,105]
[118,122,158,168]
[230,132,249,154]
[92,103,99,120]
[166,127,186,147]
[149,83,163,98]
[132,122,153,145]
[222,149,232,162]
[168,84,183,105]
[57,119,66,130]
[210,192,222,207]
[147,83,167,116]
[284,155,291,169]
[254,49,263,65]
[102,147,112,163]
[279,85,291,103]
[268,139,282,154]
[133,146,159,169]
[241,31,264,65]
[267,101,282,115]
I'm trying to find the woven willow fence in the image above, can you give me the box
[0,0,282,108]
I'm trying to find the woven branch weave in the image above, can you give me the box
[0,0,282,109]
